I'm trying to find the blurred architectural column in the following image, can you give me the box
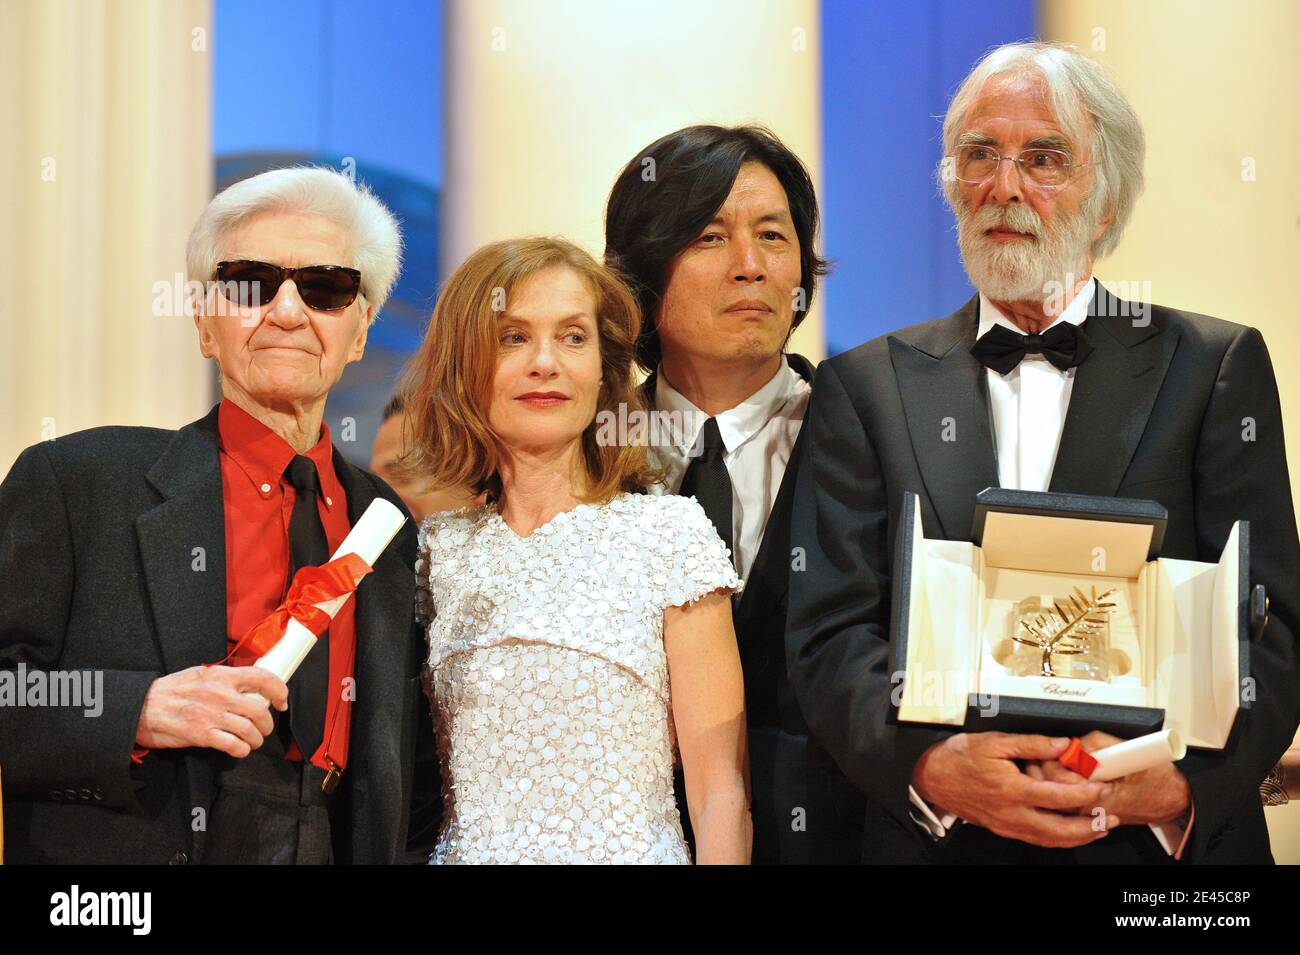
[0,0,213,474]
[1041,0,1300,863]
[443,0,824,361]
[1040,0,1300,510]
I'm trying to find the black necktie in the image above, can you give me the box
[678,417,734,562]
[971,321,1093,376]
[284,455,330,761]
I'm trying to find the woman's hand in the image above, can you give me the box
[664,589,752,864]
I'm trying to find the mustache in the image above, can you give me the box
[966,202,1046,239]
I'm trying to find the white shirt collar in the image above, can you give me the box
[977,278,1096,340]
[654,355,805,456]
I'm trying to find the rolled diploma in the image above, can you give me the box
[1088,729,1186,781]
[245,498,406,705]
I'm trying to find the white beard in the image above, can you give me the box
[956,200,1095,306]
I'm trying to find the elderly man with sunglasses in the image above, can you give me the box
[787,42,1299,864]
[0,167,439,864]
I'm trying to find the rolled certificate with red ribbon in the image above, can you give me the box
[131,498,408,763]
[241,497,407,705]
[1059,728,1186,782]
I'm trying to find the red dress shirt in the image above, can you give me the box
[218,398,355,772]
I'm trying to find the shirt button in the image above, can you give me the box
[260,483,272,494]
[326,497,333,507]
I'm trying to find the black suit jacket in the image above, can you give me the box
[786,284,1300,864]
[645,354,866,863]
[0,404,439,864]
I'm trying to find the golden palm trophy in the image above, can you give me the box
[1007,585,1119,681]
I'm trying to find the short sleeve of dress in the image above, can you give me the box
[657,495,743,610]
[414,517,436,627]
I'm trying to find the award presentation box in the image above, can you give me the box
[889,488,1268,747]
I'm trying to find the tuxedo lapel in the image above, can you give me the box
[333,453,414,860]
[1048,283,1180,496]
[335,451,379,650]
[784,351,816,383]
[732,353,815,631]
[333,454,409,713]
[136,404,229,673]
[890,296,1000,540]
[732,447,797,632]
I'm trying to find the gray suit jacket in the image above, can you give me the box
[0,404,439,864]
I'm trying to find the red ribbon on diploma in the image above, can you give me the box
[1059,737,1099,779]
[130,552,374,764]
[228,552,373,660]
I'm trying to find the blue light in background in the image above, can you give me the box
[214,0,442,189]
[213,0,445,464]
[820,0,1036,355]
[211,0,1038,431]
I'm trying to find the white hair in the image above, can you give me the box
[939,41,1145,259]
[186,166,403,319]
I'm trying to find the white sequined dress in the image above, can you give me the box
[415,492,741,865]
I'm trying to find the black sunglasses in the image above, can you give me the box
[214,260,362,311]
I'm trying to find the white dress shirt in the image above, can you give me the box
[646,355,811,582]
[908,280,1189,857]
[982,280,1094,490]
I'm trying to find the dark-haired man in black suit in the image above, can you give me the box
[606,124,865,864]
[787,42,1299,863]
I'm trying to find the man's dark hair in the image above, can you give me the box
[381,392,404,422]
[603,124,829,371]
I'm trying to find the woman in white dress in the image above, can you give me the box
[396,237,751,864]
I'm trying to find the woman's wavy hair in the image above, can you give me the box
[395,237,660,506]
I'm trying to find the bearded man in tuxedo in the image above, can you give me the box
[786,42,1299,863]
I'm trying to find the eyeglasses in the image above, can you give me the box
[214,260,363,311]
[949,144,1086,188]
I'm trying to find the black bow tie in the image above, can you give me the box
[970,321,1093,375]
